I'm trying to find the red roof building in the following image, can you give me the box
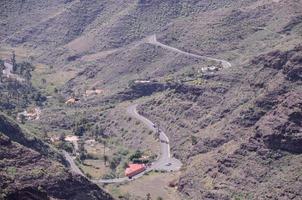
[125,164,146,178]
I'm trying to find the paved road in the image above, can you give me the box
[62,150,85,176]
[147,34,232,68]
[96,105,182,183]
[127,104,182,171]
[64,104,182,184]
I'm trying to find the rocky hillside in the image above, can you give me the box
[1,0,301,95]
[139,45,302,199]
[0,113,114,200]
[0,113,65,162]
[0,0,301,199]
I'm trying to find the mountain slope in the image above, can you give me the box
[139,45,302,199]
[0,113,114,200]
[1,0,301,96]
[0,1,302,199]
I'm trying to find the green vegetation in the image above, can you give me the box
[190,135,197,145]
[30,167,45,178]
[129,150,143,161]
[0,58,46,116]
[6,167,17,178]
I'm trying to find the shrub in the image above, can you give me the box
[129,150,143,161]
[191,135,198,145]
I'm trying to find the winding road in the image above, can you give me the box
[147,34,232,68]
[64,104,182,184]
[126,104,182,171]
[96,105,182,183]
[64,34,230,183]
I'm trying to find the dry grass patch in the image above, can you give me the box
[117,172,182,200]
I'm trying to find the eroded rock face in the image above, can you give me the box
[0,115,114,200]
[6,187,48,200]
[140,45,302,199]
[0,113,66,164]
[257,92,302,153]
[253,45,302,81]
[0,133,114,200]
[250,46,302,153]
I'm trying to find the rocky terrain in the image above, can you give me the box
[1,0,301,95]
[0,113,114,200]
[0,0,302,199]
[139,45,302,199]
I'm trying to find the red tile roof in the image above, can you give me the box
[125,164,146,177]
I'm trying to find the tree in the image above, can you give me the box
[41,78,46,85]
[17,62,35,81]
[129,150,143,161]
[191,135,198,145]
[11,51,16,72]
[103,155,108,166]
[24,67,32,81]
[74,123,85,136]
[78,140,87,161]
[0,60,4,82]
[122,162,129,169]
[103,140,107,166]
[93,124,99,137]
[19,114,26,124]
[79,151,87,161]
[59,132,65,141]
[109,155,121,170]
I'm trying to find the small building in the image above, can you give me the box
[125,164,146,178]
[17,107,41,122]
[134,80,151,84]
[65,98,80,105]
[50,136,60,143]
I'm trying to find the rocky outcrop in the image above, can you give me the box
[253,45,302,81]
[117,81,168,100]
[248,46,302,153]
[140,45,302,199]
[0,113,66,164]
[257,91,302,153]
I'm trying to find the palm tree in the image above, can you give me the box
[0,60,4,82]
[19,114,26,124]
[103,140,107,166]
[11,51,16,72]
